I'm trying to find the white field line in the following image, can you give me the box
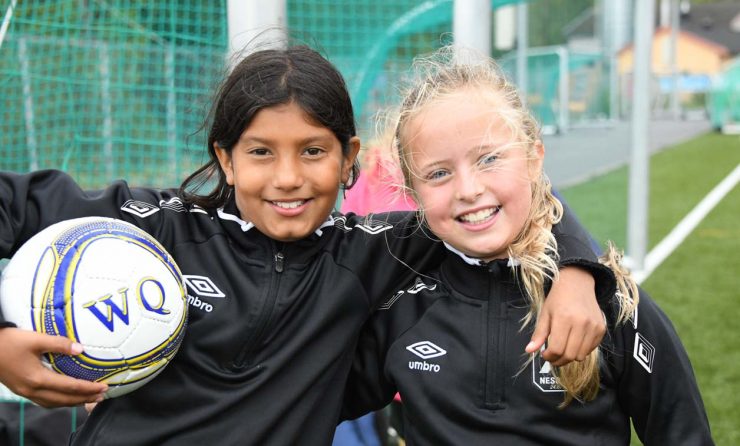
[630,163,740,284]
[0,0,17,51]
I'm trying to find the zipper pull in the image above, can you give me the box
[274,252,284,272]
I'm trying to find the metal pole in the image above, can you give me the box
[0,0,17,51]
[627,0,655,271]
[98,42,113,180]
[453,0,491,56]
[167,1,178,182]
[166,46,177,183]
[603,0,619,121]
[516,2,528,103]
[18,37,39,172]
[557,46,569,133]
[227,0,286,65]
[669,0,680,119]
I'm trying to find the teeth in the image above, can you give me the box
[273,200,305,209]
[458,206,499,223]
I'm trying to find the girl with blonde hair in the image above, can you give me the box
[343,46,713,445]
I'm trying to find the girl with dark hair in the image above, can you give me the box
[0,45,611,445]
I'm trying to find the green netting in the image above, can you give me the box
[709,57,740,130]
[288,0,540,140]
[2,0,610,187]
[500,49,610,130]
[288,0,609,137]
[289,0,451,140]
[0,1,228,188]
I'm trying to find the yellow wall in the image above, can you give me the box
[617,30,727,76]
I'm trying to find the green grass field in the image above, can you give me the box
[561,132,740,445]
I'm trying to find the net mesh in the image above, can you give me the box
[0,1,228,188]
[1,0,610,188]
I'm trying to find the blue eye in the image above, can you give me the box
[479,153,498,166]
[427,169,449,181]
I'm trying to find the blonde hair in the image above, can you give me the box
[391,46,639,406]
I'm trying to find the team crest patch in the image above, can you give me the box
[532,353,564,392]
[121,200,160,218]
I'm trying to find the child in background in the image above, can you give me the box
[340,136,416,214]
[0,45,610,445]
[343,46,713,445]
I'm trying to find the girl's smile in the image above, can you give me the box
[455,205,501,229]
[269,199,310,216]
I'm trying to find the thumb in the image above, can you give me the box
[526,313,550,354]
[36,333,84,356]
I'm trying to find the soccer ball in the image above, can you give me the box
[0,217,187,398]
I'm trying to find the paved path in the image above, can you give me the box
[543,118,713,188]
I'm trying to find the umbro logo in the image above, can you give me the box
[331,216,351,232]
[355,220,393,235]
[407,341,445,373]
[407,277,437,294]
[379,278,437,310]
[183,275,225,313]
[159,197,186,213]
[183,275,225,298]
[121,200,160,218]
[633,333,655,373]
[406,341,447,359]
[331,217,393,235]
[379,290,404,310]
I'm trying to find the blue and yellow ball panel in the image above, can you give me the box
[23,218,187,389]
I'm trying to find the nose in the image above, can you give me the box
[272,155,304,190]
[455,171,484,202]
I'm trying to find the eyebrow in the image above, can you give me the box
[471,143,504,153]
[415,143,508,170]
[417,160,445,172]
[239,135,335,146]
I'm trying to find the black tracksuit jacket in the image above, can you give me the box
[343,251,714,445]
[0,170,610,445]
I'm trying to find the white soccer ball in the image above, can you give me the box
[0,217,187,399]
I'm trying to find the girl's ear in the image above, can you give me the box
[529,140,545,181]
[214,143,235,186]
[341,136,362,184]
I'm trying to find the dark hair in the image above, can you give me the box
[179,45,359,209]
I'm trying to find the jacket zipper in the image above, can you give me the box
[274,252,284,272]
[484,261,507,410]
[234,246,284,368]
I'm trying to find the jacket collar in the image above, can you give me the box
[439,247,523,302]
[216,196,331,265]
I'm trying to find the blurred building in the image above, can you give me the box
[617,1,740,77]
[614,1,740,118]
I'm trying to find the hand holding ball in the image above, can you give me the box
[0,217,187,399]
